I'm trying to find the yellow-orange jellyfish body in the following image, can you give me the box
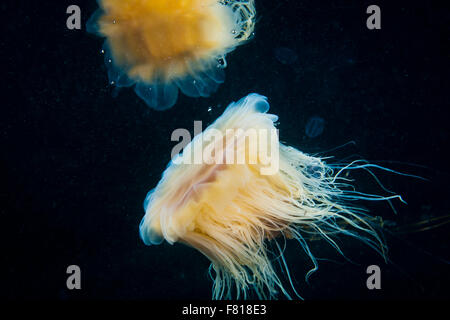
[139,93,401,299]
[87,0,256,110]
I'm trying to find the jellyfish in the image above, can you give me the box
[87,0,256,110]
[139,93,405,299]
[274,47,298,65]
[305,116,325,138]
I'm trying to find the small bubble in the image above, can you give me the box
[101,49,105,54]
[231,29,236,34]
[110,81,115,85]
[108,59,112,63]
[208,106,212,112]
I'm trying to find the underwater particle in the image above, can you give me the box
[305,116,325,138]
[274,47,298,65]
[86,0,256,110]
[139,93,402,299]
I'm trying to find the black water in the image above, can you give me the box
[1,0,449,300]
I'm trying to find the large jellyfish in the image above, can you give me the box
[87,0,256,110]
[139,93,404,299]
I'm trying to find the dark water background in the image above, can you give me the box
[1,0,449,300]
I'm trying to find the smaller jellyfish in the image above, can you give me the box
[87,0,256,110]
[305,116,325,138]
[274,47,298,65]
[139,93,404,299]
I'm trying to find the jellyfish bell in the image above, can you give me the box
[87,0,256,110]
[139,93,404,299]
[140,93,279,243]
